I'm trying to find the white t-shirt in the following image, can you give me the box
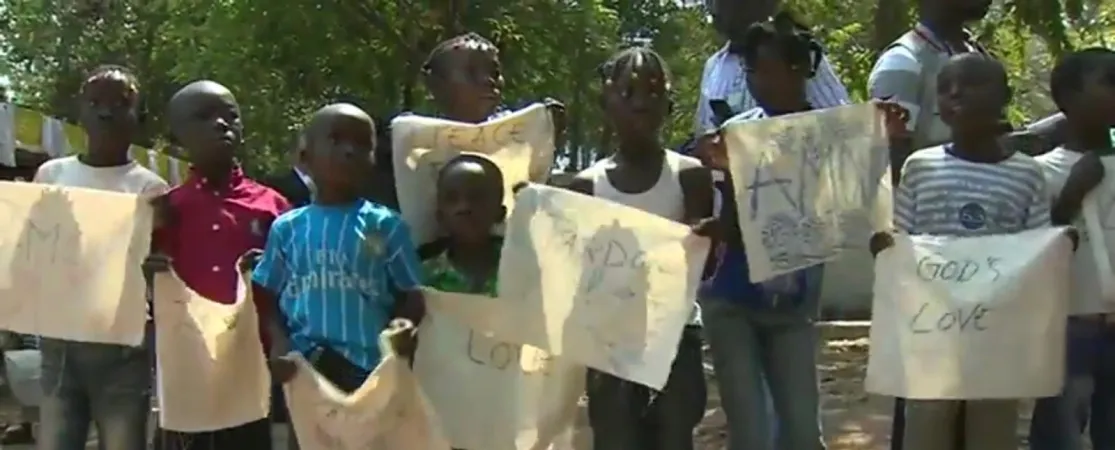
[1036,148,1111,314]
[34,156,169,195]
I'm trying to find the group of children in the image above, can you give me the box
[5,11,1115,450]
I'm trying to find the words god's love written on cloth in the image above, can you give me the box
[391,104,556,245]
[483,185,709,389]
[284,322,451,450]
[866,227,1073,400]
[0,181,151,345]
[153,267,270,433]
[722,104,893,282]
[414,289,584,450]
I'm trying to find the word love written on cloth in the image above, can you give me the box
[907,254,1003,334]
[464,329,552,376]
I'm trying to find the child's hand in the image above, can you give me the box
[149,194,176,229]
[1064,227,1080,251]
[873,101,911,140]
[869,231,895,257]
[239,249,263,273]
[695,129,729,170]
[142,253,172,276]
[543,97,567,134]
[385,318,418,359]
[1067,151,1105,192]
[690,217,721,240]
[267,352,299,384]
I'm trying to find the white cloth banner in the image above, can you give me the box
[723,104,892,282]
[391,105,555,245]
[492,185,709,389]
[1081,156,1115,309]
[414,289,583,450]
[866,228,1073,399]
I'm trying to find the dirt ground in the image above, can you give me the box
[0,322,1048,449]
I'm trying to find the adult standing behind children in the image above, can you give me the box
[254,103,426,446]
[35,65,168,450]
[696,0,849,132]
[1028,48,1115,450]
[871,53,1053,450]
[144,80,291,450]
[565,46,715,450]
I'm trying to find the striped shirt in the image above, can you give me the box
[695,43,850,132]
[894,146,1051,236]
[252,200,423,370]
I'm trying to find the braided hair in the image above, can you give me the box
[597,45,673,92]
[740,12,823,77]
[422,32,499,77]
[81,64,140,97]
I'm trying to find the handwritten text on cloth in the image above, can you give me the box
[391,104,555,245]
[866,228,1072,399]
[723,104,892,282]
[0,182,151,345]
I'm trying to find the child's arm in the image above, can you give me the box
[384,217,426,325]
[872,156,918,257]
[679,166,717,238]
[251,223,293,357]
[1051,152,1104,225]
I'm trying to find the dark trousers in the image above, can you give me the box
[586,326,706,450]
[156,419,271,450]
[286,345,371,450]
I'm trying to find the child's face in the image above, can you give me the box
[603,56,670,145]
[436,161,503,245]
[170,82,243,167]
[429,42,504,122]
[937,62,1009,136]
[1075,61,1115,128]
[745,43,808,110]
[305,109,375,194]
[79,74,138,152]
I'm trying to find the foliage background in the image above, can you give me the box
[0,0,1112,176]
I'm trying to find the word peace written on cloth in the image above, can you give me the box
[494,185,709,389]
[0,182,151,346]
[722,104,892,282]
[390,104,556,245]
[866,228,1072,400]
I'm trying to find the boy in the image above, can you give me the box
[1028,47,1115,450]
[872,53,1051,450]
[145,80,291,449]
[254,102,425,398]
[566,46,714,450]
[35,65,168,450]
[693,13,829,450]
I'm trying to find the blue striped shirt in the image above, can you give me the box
[252,200,423,370]
[895,146,1051,236]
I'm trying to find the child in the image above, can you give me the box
[693,13,829,450]
[422,32,566,176]
[566,46,714,450]
[424,154,505,295]
[871,53,1051,450]
[145,80,291,449]
[34,65,168,450]
[254,102,425,395]
[1028,47,1115,450]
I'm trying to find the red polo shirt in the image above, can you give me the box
[154,167,291,349]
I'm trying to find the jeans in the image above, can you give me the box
[903,400,1017,450]
[586,326,706,450]
[38,338,150,450]
[1030,318,1115,450]
[700,297,825,450]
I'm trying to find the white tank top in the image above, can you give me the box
[582,150,702,222]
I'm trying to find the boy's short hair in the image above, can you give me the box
[81,64,140,96]
[437,153,505,193]
[740,11,821,76]
[1051,47,1115,113]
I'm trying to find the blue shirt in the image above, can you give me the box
[252,200,423,370]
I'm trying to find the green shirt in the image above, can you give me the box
[422,240,501,296]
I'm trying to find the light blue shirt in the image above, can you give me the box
[253,200,423,370]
